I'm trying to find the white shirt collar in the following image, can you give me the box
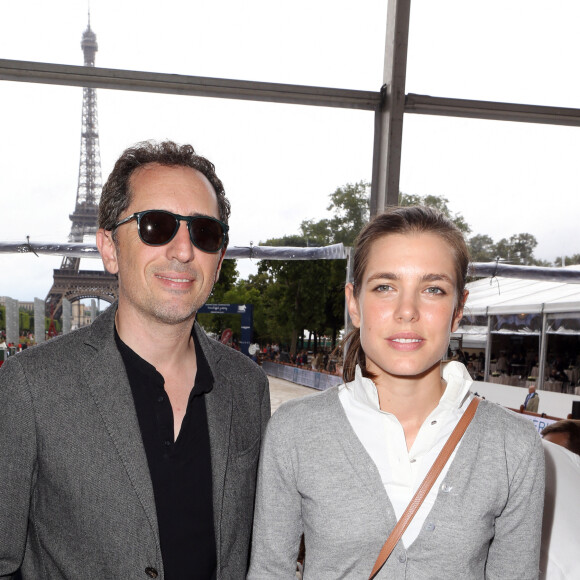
[343,361,473,413]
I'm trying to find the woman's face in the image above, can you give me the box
[346,232,467,383]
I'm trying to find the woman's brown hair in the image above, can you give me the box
[342,205,470,383]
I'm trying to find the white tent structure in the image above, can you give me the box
[455,268,580,391]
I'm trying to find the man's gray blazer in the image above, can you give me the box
[0,304,270,579]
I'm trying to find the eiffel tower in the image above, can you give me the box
[45,15,118,322]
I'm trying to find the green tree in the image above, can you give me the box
[212,258,239,298]
[468,234,497,262]
[255,235,333,354]
[398,195,549,267]
[253,188,477,352]
[198,277,266,345]
[326,181,371,245]
[198,258,240,336]
[470,232,550,266]
[246,182,566,358]
[494,233,538,265]
[554,254,580,266]
[223,280,267,343]
[251,182,373,352]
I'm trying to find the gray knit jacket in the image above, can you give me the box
[248,387,544,579]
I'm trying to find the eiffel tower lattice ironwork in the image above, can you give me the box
[46,16,117,321]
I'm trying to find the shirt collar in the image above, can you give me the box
[345,361,472,412]
[114,325,214,396]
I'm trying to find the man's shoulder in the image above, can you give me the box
[195,326,267,384]
[5,324,93,365]
[0,306,115,375]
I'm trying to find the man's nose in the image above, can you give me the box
[167,220,195,262]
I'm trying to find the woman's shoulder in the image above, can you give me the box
[475,397,542,457]
[273,385,340,418]
[266,386,342,437]
[477,397,536,430]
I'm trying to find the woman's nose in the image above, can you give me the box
[394,291,418,322]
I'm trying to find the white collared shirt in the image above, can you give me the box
[338,361,474,547]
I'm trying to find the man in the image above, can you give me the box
[0,140,270,579]
[541,419,580,456]
[523,383,540,413]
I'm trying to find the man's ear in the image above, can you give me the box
[96,229,119,275]
[452,289,469,332]
[345,283,361,328]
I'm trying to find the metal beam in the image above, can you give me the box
[538,312,548,391]
[469,262,580,282]
[0,240,348,260]
[0,58,380,111]
[370,0,411,216]
[405,93,580,127]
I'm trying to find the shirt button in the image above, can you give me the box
[145,567,158,578]
[441,483,453,493]
[431,420,437,425]
[410,458,416,463]
[164,440,171,447]
[425,522,436,531]
[398,552,407,563]
[157,395,164,403]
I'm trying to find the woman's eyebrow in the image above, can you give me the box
[421,273,454,284]
[366,272,399,283]
[365,272,454,283]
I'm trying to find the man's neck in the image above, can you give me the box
[115,306,197,371]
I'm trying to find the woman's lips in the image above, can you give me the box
[387,333,424,351]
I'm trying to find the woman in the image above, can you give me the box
[248,206,544,579]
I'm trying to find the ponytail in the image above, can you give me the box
[342,327,376,383]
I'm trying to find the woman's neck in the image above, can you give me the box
[373,363,447,451]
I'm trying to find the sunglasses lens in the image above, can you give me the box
[139,211,178,245]
[190,217,225,253]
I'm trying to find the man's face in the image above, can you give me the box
[97,163,224,327]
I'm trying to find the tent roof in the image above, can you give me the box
[466,267,580,316]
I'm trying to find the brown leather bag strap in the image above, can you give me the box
[368,396,480,580]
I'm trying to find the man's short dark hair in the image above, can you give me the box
[98,140,230,233]
[541,419,580,456]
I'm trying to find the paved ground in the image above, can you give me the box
[267,375,319,414]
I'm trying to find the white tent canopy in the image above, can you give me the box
[454,267,580,390]
[465,268,580,316]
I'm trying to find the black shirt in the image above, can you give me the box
[115,328,217,580]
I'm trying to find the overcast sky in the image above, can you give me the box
[2,0,580,302]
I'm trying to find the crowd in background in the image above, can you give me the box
[260,344,341,375]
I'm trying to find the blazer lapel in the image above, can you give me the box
[83,306,160,545]
[195,324,234,558]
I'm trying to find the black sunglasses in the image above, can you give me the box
[113,210,229,253]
